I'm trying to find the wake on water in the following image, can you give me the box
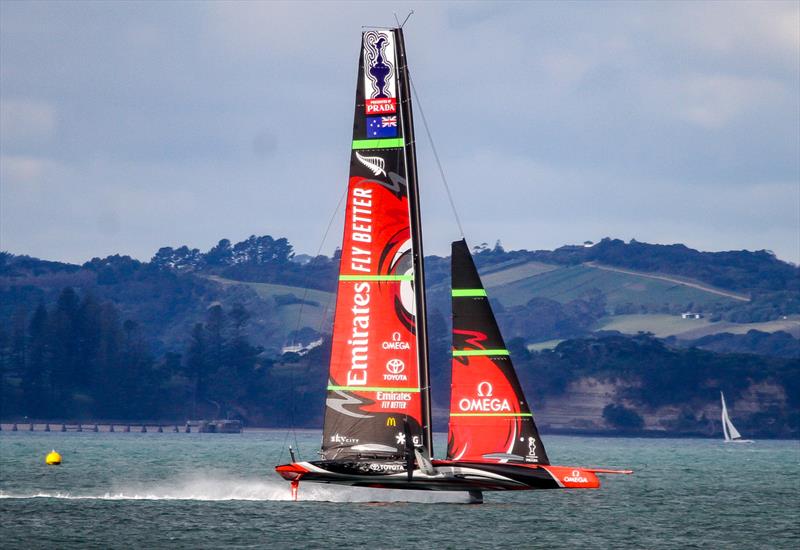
[0,473,471,503]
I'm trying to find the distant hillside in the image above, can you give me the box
[264,332,799,438]
[2,235,797,435]
[469,241,798,329]
[485,263,741,310]
[473,238,798,293]
[3,235,798,350]
[516,334,799,438]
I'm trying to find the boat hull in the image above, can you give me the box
[275,459,629,492]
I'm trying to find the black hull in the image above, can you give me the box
[275,459,607,492]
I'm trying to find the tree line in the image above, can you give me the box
[0,287,268,422]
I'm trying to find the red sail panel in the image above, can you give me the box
[447,239,549,464]
[449,353,530,460]
[321,29,425,460]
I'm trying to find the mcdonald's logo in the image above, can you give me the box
[386,417,396,427]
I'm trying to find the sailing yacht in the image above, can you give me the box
[721,391,753,443]
[275,26,631,501]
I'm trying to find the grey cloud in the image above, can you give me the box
[1,1,797,264]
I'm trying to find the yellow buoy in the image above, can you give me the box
[45,449,62,465]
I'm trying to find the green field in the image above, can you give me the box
[594,314,710,338]
[481,260,558,287]
[484,263,739,310]
[205,276,335,337]
[526,339,564,351]
[595,314,800,339]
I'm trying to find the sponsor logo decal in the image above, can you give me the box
[395,432,420,447]
[564,469,589,483]
[343,184,375,388]
[346,280,371,386]
[355,152,386,177]
[357,461,406,473]
[382,331,410,351]
[383,357,408,381]
[386,417,396,427]
[330,433,359,445]
[363,31,396,100]
[458,381,512,413]
[526,437,539,461]
[366,98,396,115]
[377,391,411,410]
[349,187,373,267]
[367,116,398,139]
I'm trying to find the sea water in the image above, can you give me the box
[0,431,798,548]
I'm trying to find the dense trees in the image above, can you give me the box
[0,288,797,436]
[0,288,265,422]
[0,290,163,419]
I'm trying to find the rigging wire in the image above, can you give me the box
[278,185,348,465]
[287,186,347,347]
[409,75,466,240]
[393,10,415,29]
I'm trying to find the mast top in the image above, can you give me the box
[395,10,415,29]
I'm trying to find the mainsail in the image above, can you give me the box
[447,239,549,464]
[321,28,431,460]
[720,391,742,441]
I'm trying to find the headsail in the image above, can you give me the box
[720,391,742,441]
[447,239,549,464]
[321,28,431,460]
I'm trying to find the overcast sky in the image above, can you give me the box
[2,1,798,264]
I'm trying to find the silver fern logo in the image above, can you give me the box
[355,152,386,177]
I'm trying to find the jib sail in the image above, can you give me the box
[447,239,549,464]
[321,28,431,460]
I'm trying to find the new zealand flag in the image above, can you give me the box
[366,116,398,138]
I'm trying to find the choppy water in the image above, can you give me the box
[0,431,798,548]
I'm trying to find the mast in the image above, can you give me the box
[395,28,433,456]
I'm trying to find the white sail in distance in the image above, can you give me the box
[721,391,742,441]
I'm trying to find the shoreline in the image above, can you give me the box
[1,422,797,441]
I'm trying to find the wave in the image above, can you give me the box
[0,474,470,503]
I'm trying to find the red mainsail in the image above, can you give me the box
[321,29,430,460]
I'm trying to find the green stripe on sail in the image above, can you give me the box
[339,274,413,281]
[327,385,420,393]
[452,289,487,297]
[452,349,510,356]
[352,138,404,150]
[450,412,533,417]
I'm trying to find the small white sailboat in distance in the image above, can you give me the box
[721,391,753,443]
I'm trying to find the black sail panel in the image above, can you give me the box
[447,239,549,464]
